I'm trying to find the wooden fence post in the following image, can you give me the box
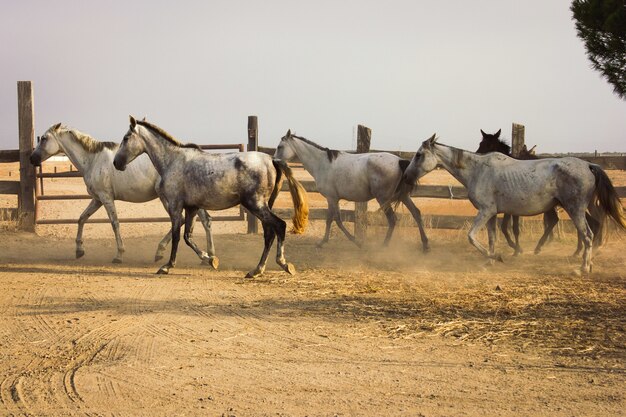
[354,125,371,241]
[17,81,37,232]
[246,115,259,234]
[511,123,525,158]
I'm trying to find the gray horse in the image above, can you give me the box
[113,117,309,278]
[274,130,429,251]
[30,123,216,264]
[396,135,625,274]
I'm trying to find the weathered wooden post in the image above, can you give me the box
[17,81,37,232]
[511,123,525,158]
[354,124,371,241]
[246,115,259,234]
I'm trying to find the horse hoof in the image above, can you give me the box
[156,267,169,275]
[496,254,504,263]
[154,254,164,262]
[76,250,85,259]
[422,245,431,254]
[316,242,326,249]
[245,270,262,279]
[202,256,219,270]
[534,249,541,255]
[112,258,123,264]
[283,263,296,275]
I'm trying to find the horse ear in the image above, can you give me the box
[480,129,487,137]
[286,129,291,137]
[495,129,501,138]
[141,116,147,122]
[129,115,137,128]
[52,122,62,131]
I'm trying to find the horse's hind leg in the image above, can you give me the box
[487,215,499,263]
[401,195,430,252]
[244,204,277,278]
[75,199,103,259]
[565,206,593,274]
[534,208,559,255]
[197,209,219,269]
[376,197,396,247]
[269,209,295,275]
[102,201,125,263]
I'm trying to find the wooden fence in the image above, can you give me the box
[1,81,625,236]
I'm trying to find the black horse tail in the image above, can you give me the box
[382,159,414,212]
[589,164,626,230]
[271,159,309,234]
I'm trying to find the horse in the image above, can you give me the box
[113,117,309,278]
[274,130,429,251]
[477,129,604,256]
[30,123,217,266]
[397,135,625,274]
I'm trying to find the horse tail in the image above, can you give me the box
[268,162,283,209]
[381,159,414,211]
[272,159,309,234]
[589,164,626,230]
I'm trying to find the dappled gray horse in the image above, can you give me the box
[113,117,309,278]
[30,123,216,265]
[397,135,626,273]
[274,130,429,251]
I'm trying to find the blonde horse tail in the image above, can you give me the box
[590,164,626,231]
[272,159,309,234]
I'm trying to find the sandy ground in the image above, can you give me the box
[0,164,625,416]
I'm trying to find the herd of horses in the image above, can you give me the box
[29,117,626,276]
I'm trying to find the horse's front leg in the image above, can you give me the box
[512,215,523,256]
[182,208,218,270]
[102,200,124,263]
[197,209,219,269]
[486,215,500,263]
[329,199,360,248]
[401,195,430,252]
[468,209,502,262]
[75,199,103,259]
[158,205,184,274]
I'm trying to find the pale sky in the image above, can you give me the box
[1,0,624,153]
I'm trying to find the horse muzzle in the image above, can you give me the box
[29,153,41,166]
[113,157,126,171]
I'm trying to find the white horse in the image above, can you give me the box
[113,117,309,278]
[397,135,626,273]
[30,123,217,266]
[274,130,429,251]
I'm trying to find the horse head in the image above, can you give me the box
[476,129,509,155]
[30,122,64,166]
[113,115,145,171]
[274,129,298,162]
[403,133,438,184]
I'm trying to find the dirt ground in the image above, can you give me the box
[0,166,625,416]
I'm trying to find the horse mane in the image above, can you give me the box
[137,120,202,150]
[435,143,466,169]
[65,128,117,153]
[290,134,340,162]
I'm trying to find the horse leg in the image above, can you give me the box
[401,195,430,253]
[376,197,396,247]
[512,215,523,256]
[154,194,172,262]
[330,200,360,248]
[468,210,503,262]
[157,204,184,274]
[317,202,335,248]
[196,209,219,269]
[500,214,516,251]
[564,206,593,274]
[268,209,296,275]
[102,201,125,263]
[535,208,559,255]
[244,204,277,278]
[180,207,217,270]
[75,199,103,259]
[487,215,497,259]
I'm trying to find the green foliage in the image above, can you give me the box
[571,0,626,99]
